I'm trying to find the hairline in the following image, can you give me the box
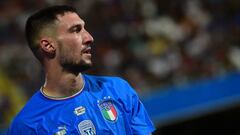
[27,8,79,62]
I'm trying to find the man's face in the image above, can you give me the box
[55,12,94,72]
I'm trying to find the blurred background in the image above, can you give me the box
[1,0,240,134]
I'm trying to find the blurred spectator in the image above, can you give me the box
[0,70,27,129]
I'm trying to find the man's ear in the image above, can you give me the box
[39,38,56,55]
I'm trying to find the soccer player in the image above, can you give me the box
[7,5,155,135]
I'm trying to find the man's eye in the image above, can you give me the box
[69,25,83,33]
[74,27,81,33]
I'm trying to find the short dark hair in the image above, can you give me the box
[25,5,78,61]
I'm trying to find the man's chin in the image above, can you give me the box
[79,63,92,72]
[62,63,92,74]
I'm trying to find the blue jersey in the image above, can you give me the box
[8,74,155,135]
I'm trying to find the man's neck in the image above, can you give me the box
[42,63,84,98]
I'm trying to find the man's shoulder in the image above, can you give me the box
[83,74,127,84]
[12,91,42,122]
[8,108,38,134]
[83,74,135,94]
[8,97,37,134]
[83,74,121,79]
[8,90,52,133]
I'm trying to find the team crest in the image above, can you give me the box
[98,100,118,122]
[78,120,96,135]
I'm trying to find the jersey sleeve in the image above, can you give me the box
[119,78,156,135]
[131,92,155,134]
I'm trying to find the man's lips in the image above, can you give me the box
[82,47,92,54]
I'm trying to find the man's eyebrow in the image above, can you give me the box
[68,21,85,31]
[68,24,82,32]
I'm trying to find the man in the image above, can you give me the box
[8,5,155,135]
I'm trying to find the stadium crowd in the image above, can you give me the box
[1,0,240,131]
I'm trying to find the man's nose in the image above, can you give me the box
[83,30,94,45]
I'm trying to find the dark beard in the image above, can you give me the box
[58,42,92,74]
[60,60,92,75]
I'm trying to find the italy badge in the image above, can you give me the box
[99,100,118,122]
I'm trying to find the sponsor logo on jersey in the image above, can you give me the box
[98,100,118,122]
[78,120,96,135]
[74,106,86,116]
[54,126,67,135]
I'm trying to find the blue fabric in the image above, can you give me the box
[7,74,155,135]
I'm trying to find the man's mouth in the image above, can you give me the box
[82,47,91,54]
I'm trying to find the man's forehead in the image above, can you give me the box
[56,12,85,26]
